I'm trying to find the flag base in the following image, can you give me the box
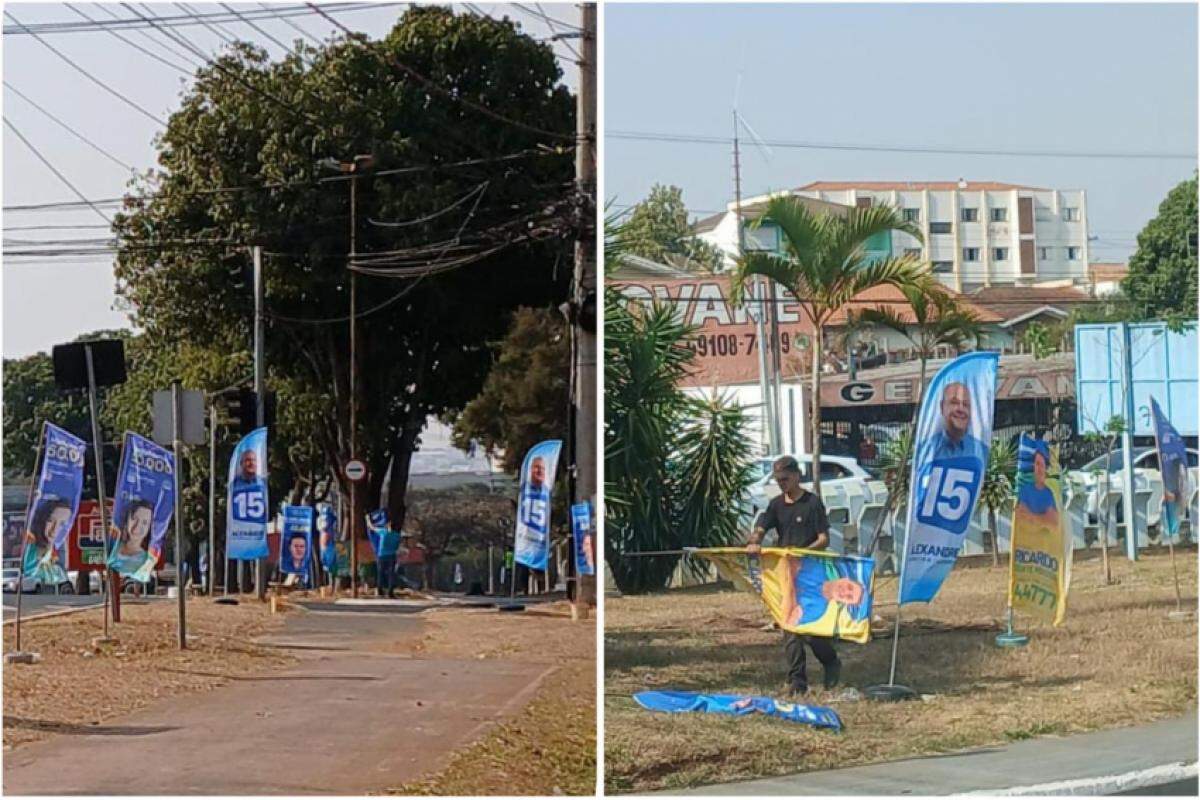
[498,602,526,613]
[863,683,917,702]
[995,631,1029,647]
[4,651,40,665]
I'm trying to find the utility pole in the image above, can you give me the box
[84,344,117,639]
[172,380,188,648]
[253,245,267,600]
[573,1,596,615]
[734,109,777,453]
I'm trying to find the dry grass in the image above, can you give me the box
[604,549,1198,794]
[3,597,294,750]
[389,602,597,795]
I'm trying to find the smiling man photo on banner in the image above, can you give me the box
[226,428,269,562]
[901,352,999,604]
[280,505,314,587]
[23,423,87,586]
[107,432,177,582]
[514,440,562,573]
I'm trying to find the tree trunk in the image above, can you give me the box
[989,506,1000,567]
[811,325,824,496]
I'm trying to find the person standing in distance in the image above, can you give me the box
[746,455,842,696]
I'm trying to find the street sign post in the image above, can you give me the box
[344,460,367,482]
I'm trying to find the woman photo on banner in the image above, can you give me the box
[23,423,87,585]
[107,432,176,583]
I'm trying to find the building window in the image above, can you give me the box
[961,207,979,222]
[993,247,1009,261]
[1038,247,1051,261]
[903,247,922,258]
[1063,207,1080,222]
[931,261,954,273]
[963,247,980,262]
[990,207,1008,222]
[903,208,920,223]
[930,221,952,234]
[1066,246,1081,260]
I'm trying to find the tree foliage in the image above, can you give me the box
[1123,173,1198,323]
[604,289,756,594]
[447,307,570,472]
[619,184,725,272]
[406,485,513,586]
[110,7,575,529]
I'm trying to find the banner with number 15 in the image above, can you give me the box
[226,427,269,561]
[899,352,998,604]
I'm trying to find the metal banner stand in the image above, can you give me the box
[6,427,46,665]
[995,605,1029,648]
[864,526,917,702]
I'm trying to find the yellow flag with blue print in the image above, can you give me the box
[690,547,876,644]
[1009,436,1072,625]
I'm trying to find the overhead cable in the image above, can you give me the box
[3,118,114,225]
[3,80,136,171]
[66,3,194,75]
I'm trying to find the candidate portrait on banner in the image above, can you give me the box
[901,351,998,605]
[23,423,87,585]
[1151,397,1191,540]
[279,505,313,581]
[1009,435,1071,625]
[107,432,176,582]
[226,428,269,561]
[514,440,562,572]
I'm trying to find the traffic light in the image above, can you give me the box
[225,389,276,435]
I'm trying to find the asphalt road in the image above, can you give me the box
[2,592,105,622]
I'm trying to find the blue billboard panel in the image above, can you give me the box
[1075,322,1198,436]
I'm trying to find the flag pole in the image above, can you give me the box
[997,434,1029,648]
[7,423,46,663]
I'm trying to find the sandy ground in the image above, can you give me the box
[604,549,1198,793]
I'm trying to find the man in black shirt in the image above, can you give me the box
[747,455,842,695]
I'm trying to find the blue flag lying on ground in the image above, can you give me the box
[633,690,842,731]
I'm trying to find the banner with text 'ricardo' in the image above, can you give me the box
[900,351,998,604]
[514,440,562,571]
[226,427,269,560]
[1009,435,1071,625]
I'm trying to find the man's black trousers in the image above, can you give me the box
[783,631,837,691]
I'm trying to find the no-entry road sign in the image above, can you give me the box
[344,459,367,482]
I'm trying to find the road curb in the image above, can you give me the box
[959,760,1198,796]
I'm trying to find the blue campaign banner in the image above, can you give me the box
[1150,396,1191,541]
[366,508,400,558]
[108,432,176,582]
[316,503,338,570]
[900,352,999,604]
[279,505,313,576]
[634,690,842,731]
[23,423,87,583]
[226,428,269,561]
[571,501,595,576]
[514,440,562,571]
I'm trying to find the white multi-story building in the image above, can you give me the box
[694,180,1092,291]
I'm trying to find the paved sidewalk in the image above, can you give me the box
[660,712,1198,796]
[4,609,554,795]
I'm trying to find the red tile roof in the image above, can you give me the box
[797,180,1045,192]
[829,284,1004,326]
[1088,262,1128,281]
[968,285,1096,321]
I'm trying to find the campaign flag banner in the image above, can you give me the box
[1009,436,1071,625]
[316,503,338,571]
[366,508,399,559]
[691,547,876,644]
[108,432,176,582]
[1150,396,1191,541]
[514,440,562,571]
[23,423,87,584]
[634,690,842,731]
[899,351,999,604]
[226,427,269,560]
[279,505,313,576]
[571,501,595,576]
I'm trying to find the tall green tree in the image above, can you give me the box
[111,7,575,531]
[729,197,932,495]
[1123,174,1198,323]
[447,307,569,473]
[604,289,755,594]
[619,184,725,272]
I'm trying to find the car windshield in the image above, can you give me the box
[2,569,18,579]
[1081,448,1153,473]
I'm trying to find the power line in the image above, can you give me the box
[512,3,581,31]
[2,3,405,35]
[218,2,302,59]
[174,2,240,49]
[306,2,573,143]
[95,3,207,69]
[4,9,168,127]
[3,119,113,225]
[3,80,136,172]
[260,2,323,48]
[608,129,1198,161]
[66,3,195,75]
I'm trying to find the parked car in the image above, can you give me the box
[1066,446,1200,524]
[1,567,72,594]
[744,453,888,530]
[66,570,103,593]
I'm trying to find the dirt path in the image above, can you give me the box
[4,606,554,795]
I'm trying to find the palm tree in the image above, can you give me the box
[979,437,1017,567]
[729,196,932,495]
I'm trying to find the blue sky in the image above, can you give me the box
[2,2,580,358]
[604,2,1197,255]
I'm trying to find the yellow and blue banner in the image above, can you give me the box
[690,547,876,644]
[1009,435,1071,625]
[634,690,842,730]
[514,439,562,571]
[900,351,999,604]
[23,422,87,584]
[226,427,269,560]
[1150,396,1191,541]
[107,432,176,582]
[280,505,313,577]
[571,501,595,576]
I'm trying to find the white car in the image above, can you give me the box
[1,567,72,594]
[745,454,888,543]
[1066,446,1200,525]
[67,570,103,593]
